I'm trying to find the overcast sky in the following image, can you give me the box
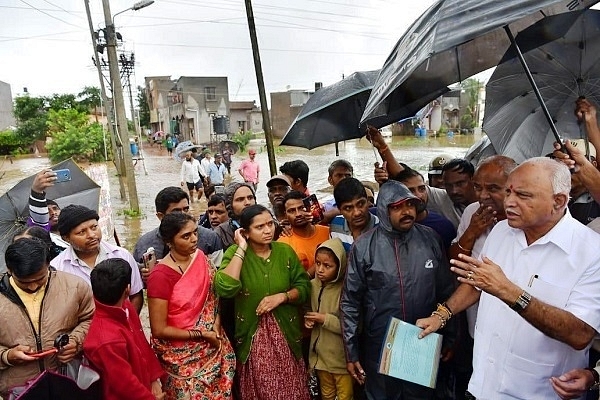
[1,0,438,104]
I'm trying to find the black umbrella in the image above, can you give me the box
[0,159,100,272]
[280,70,382,149]
[219,140,239,154]
[360,0,599,129]
[484,10,600,163]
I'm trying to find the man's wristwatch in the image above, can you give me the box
[510,291,532,313]
[586,368,600,390]
[585,368,600,390]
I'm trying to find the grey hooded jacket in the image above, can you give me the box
[340,180,457,382]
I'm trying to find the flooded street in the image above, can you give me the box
[0,133,476,250]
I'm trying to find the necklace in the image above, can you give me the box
[169,253,187,274]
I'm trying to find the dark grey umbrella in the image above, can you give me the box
[280,70,381,149]
[0,159,100,272]
[360,0,599,129]
[219,140,239,155]
[483,10,600,163]
[464,135,498,167]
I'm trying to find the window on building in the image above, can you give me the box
[205,87,216,101]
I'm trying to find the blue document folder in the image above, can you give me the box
[378,317,442,388]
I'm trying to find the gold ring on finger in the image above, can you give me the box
[467,271,474,280]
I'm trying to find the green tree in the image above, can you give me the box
[460,78,482,131]
[136,86,150,128]
[0,129,28,155]
[78,86,102,122]
[13,95,48,141]
[47,108,90,137]
[47,93,86,113]
[47,123,106,163]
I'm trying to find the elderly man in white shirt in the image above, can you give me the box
[417,157,600,400]
[180,150,206,202]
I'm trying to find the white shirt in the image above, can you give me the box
[180,158,205,183]
[454,201,491,337]
[469,211,600,400]
[50,241,144,295]
[201,158,211,177]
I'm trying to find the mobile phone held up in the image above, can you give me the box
[142,247,157,271]
[303,194,324,224]
[53,168,71,183]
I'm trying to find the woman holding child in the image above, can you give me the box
[147,212,235,399]
[214,204,311,400]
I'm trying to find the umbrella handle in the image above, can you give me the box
[371,143,380,163]
[504,26,565,152]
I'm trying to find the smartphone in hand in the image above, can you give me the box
[142,247,157,271]
[26,348,58,358]
[303,194,324,224]
[53,169,71,183]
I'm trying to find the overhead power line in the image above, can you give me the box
[18,0,82,28]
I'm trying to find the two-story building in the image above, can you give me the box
[145,76,230,145]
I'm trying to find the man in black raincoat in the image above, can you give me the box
[341,180,456,400]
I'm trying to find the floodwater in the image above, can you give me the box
[0,133,476,251]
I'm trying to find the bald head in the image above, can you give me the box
[478,155,517,178]
[472,155,517,218]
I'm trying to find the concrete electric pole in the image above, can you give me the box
[84,0,126,200]
[244,0,277,176]
[101,0,140,212]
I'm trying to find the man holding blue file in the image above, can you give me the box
[341,180,456,400]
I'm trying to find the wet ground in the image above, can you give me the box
[1,133,476,249]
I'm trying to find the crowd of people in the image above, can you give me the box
[1,99,600,400]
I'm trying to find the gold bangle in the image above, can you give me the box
[431,311,447,328]
[456,241,472,253]
[436,303,452,320]
[441,302,453,319]
[284,291,290,303]
[233,253,245,261]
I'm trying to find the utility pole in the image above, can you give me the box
[84,0,126,200]
[244,0,276,176]
[102,0,140,211]
[120,52,140,136]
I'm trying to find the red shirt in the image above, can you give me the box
[83,300,164,400]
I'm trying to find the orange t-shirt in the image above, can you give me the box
[278,225,330,271]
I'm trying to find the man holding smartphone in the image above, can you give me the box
[27,168,69,251]
[0,238,94,398]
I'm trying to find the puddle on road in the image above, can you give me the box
[0,134,475,250]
